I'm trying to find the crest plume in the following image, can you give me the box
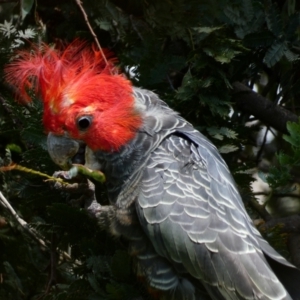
[5,40,142,151]
[5,40,116,105]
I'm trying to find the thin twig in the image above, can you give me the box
[74,0,109,67]
[249,197,271,221]
[130,15,144,41]
[253,191,300,199]
[256,126,269,164]
[268,127,278,138]
[45,232,58,295]
[232,82,298,134]
[0,190,48,247]
[0,191,72,261]
[0,163,68,184]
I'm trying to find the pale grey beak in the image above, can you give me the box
[47,133,80,169]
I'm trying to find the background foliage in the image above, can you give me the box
[1,0,300,299]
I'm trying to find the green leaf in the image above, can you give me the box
[207,127,238,140]
[284,49,299,62]
[284,121,300,147]
[203,45,241,64]
[193,26,223,34]
[224,5,246,26]
[95,19,112,31]
[235,9,265,38]
[218,144,239,153]
[6,143,22,153]
[277,152,291,165]
[18,28,36,39]
[267,165,291,188]
[199,95,231,117]
[264,41,287,67]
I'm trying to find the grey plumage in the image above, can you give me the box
[48,87,300,300]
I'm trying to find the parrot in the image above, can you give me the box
[5,40,300,300]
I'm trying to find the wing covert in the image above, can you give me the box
[136,130,291,300]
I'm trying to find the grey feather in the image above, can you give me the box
[91,87,300,300]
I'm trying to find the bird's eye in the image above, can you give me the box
[77,116,92,130]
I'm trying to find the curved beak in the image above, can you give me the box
[47,133,80,169]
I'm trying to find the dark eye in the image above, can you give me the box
[77,116,92,130]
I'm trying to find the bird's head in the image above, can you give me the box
[5,40,142,156]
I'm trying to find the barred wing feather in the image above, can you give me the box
[136,129,294,300]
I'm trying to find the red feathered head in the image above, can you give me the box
[5,41,142,151]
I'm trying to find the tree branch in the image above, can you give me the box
[0,190,72,261]
[287,234,300,268]
[0,191,47,247]
[232,82,299,133]
[74,0,110,68]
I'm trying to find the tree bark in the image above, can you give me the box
[232,82,299,134]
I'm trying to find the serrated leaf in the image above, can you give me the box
[218,144,239,153]
[210,132,223,140]
[193,26,223,34]
[95,19,112,31]
[198,77,214,88]
[267,165,291,188]
[224,6,246,26]
[199,94,231,117]
[0,20,16,38]
[203,46,241,64]
[264,41,287,67]
[217,70,232,89]
[277,152,291,165]
[18,28,36,39]
[235,10,265,38]
[221,127,238,139]
[284,49,299,62]
[207,127,238,140]
[283,121,300,147]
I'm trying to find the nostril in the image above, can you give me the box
[71,144,86,165]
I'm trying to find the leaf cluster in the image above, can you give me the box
[267,121,300,189]
[1,0,300,299]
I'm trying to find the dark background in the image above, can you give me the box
[1,0,300,299]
